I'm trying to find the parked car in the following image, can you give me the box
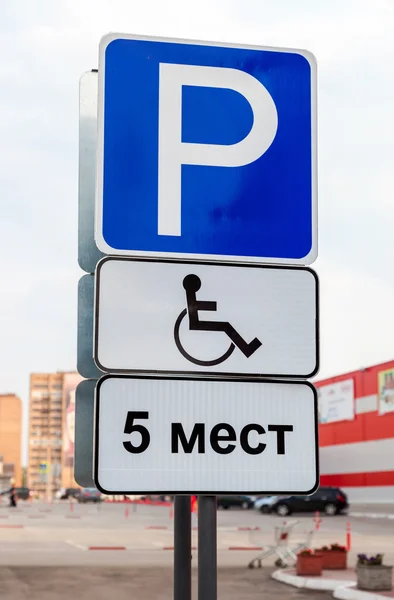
[76,487,102,503]
[145,495,173,502]
[254,496,279,512]
[15,487,30,501]
[217,495,255,510]
[0,487,30,501]
[257,487,348,516]
[55,487,80,500]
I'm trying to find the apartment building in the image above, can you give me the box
[0,454,16,491]
[28,372,83,496]
[0,394,22,487]
[28,373,64,495]
[61,372,82,488]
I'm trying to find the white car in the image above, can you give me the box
[254,496,279,513]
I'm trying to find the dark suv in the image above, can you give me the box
[76,487,102,503]
[265,487,348,516]
[217,495,255,509]
[58,488,80,500]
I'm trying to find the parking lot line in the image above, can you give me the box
[65,540,86,551]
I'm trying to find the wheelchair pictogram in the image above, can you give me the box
[174,274,262,367]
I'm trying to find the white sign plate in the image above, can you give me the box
[94,376,319,495]
[94,258,319,378]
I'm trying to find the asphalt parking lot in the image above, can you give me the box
[0,566,334,600]
[0,500,393,599]
[0,500,393,566]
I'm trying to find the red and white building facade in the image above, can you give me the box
[316,359,394,503]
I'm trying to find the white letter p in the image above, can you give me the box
[157,63,278,237]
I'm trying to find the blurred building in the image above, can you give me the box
[0,394,22,487]
[316,359,394,503]
[28,372,82,496]
[61,373,82,489]
[0,455,16,491]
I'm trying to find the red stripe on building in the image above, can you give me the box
[315,359,394,397]
[319,411,394,447]
[320,471,394,488]
[315,360,394,498]
[316,359,394,447]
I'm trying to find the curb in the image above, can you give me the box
[272,569,392,600]
[333,586,393,600]
[271,569,353,591]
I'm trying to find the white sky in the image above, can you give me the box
[1,0,394,463]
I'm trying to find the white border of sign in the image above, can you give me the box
[94,374,320,496]
[95,32,318,265]
[93,257,320,379]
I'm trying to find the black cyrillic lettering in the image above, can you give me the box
[240,424,266,455]
[171,423,205,453]
[268,425,293,454]
[210,423,236,454]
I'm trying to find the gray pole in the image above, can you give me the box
[174,495,192,600]
[198,495,217,600]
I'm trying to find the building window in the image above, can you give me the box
[31,391,49,399]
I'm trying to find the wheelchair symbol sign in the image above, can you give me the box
[174,274,262,367]
[94,257,319,379]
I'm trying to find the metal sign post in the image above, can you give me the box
[198,496,217,600]
[78,70,103,274]
[174,496,192,600]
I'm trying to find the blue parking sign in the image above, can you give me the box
[95,34,317,264]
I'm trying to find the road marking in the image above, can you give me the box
[152,541,169,548]
[88,546,126,551]
[65,540,86,551]
[0,548,72,553]
[350,512,394,520]
[228,546,263,550]
[318,527,362,537]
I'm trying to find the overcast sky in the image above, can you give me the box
[1,0,394,462]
